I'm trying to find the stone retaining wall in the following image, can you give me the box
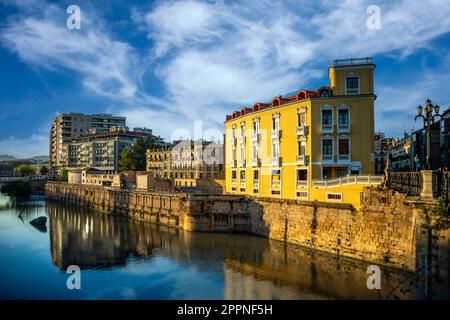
[45,182,449,272]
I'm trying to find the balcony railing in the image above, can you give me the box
[438,171,450,201]
[296,125,309,136]
[338,123,350,133]
[331,57,373,67]
[238,159,246,167]
[271,129,281,140]
[322,154,333,161]
[251,157,261,167]
[312,174,383,188]
[271,156,282,166]
[296,154,310,166]
[321,123,333,132]
[296,180,308,188]
[251,132,261,143]
[271,180,281,187]
[238,136,246,145]
[253,179,260,186]
[338,154,350,161]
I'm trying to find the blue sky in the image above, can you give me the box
[1,0,450,158]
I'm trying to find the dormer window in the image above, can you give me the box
[346,76,359,94]
[320,90,329,98]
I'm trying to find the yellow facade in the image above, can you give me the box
[224,58,380,209]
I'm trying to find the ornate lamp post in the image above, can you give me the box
[415,99,442,170]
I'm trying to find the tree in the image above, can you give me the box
[1,181,31,196]
[119,136,157,171]
[15,164,36,177]
[39,166,49,176]
[56,169,68,182]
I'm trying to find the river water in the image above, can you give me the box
[0,194,448,300]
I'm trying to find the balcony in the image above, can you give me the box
[338,123,350,133]
[251,157,262,167]
[321,123,333,133]
[271,156,282,167]
[338,154,350,163]
[251,132,261,143]
[296,180,308,188]
[296,154,310,166]
[331,57,373,67]
[296,125,309,136]
[271,180,281,187]
[271,129,281,140]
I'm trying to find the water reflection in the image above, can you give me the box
[44,200,428,299]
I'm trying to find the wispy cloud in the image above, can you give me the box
[1,1,144,101]
[2,0,450,158]
[136,0,450,136]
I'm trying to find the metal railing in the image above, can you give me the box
[387,172,422,196]
[437,171,450,201]
[331,57,373,67]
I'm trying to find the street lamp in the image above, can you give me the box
[415,99,442,170]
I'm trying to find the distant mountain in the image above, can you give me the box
[29,155,50,163]
[0,154,49,163]
[0,154,17,162]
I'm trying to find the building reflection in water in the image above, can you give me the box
[46,200,437,299]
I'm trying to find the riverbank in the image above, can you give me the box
[45,182,450,273]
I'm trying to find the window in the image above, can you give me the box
[272,142,280,158]
[322,139,333,157]
[252,144,258,160]
[298,112,306,126]
[253,120,260,134]
[321,108,333,131]
[337,169,348,177]
[272,117,280,131]
[298,140,306,156]
[231,170,237,181]
[296,169,307,181]
[240,170,246,181]
[338,109,349,128]
[350,167,360,175]
[296,169,307,188]
[346,76,359,94]
[327,193,342,201]
[322,109,332,125]
[271,169,281,187]
[253,170,259,182]
[240,124,245,137]
[240,145,245,161]
[338,138,349,159]
[320,90,329,98]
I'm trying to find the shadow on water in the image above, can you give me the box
[42,199,446,300]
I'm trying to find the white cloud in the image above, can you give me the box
[138,0,450,138]
[1,2,142,101]
[0,134,49,158]
[3,0,450,157]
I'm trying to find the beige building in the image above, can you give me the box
[146,140,224,187]
[67,127,151,172]
[50,113,126,171]
[68,168,115,186]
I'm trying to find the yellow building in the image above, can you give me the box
[224,58,382,208]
